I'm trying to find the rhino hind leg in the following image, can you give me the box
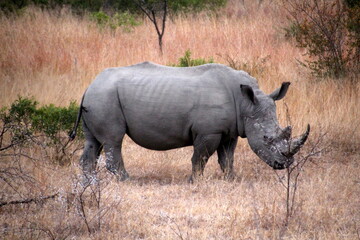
[217,137,238,181]
[104,139,129,181]
[80,125,103,185]
[189,134,222,183]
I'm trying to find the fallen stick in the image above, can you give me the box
[0,193,58,207]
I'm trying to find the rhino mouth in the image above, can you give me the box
[262,124,310,169]
[272,160,286,170]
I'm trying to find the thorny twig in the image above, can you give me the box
[281,135,328,225]
[73,164,119,235]
[161,213,188,240]
[277,103,329,225]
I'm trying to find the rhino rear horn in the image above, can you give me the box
[279,126,292,140]
[289,124,310,155]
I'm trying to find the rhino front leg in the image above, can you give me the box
[189,134,222,183]
[104,141,129,181]
[217,137,238,180]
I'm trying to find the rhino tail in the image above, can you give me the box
[69,89,87,141]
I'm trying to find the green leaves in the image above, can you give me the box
[90,11,141,32]
[169,0,227,13]
[1,0,227,15]
[284,0,360,79]
[170,50,214,67]
[32,101,80,143]
[9,97,38,124]
[0,97,82,151]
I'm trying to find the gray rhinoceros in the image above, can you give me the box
[70,62,309,182]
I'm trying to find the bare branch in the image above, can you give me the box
[0,193,58,207]
[136,0,167,54]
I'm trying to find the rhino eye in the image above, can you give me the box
[264,136,274,143]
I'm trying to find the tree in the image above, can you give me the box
[1,0,226,54]
[135,0,227,54]
[283,0,360,79]
[136,0,167,54]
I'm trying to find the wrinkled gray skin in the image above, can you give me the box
[70,62,310,182]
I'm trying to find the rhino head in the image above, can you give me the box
[240,82,310,169]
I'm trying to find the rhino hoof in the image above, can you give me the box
[224,172,235,181]
[188,176,194,184]
[81,174,98,187]
[118,172,130,182]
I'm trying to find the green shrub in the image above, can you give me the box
[170,50,214,67]
[169,0,227,13]
[0,97,82,164]
[90,10,141,32]
[32,101,81,144]
[0,97,38,150]
[1,0,227,16]
[283,0,360,79]
[90,10,110,27]
[9,97,37,124]
[111,11,141,31]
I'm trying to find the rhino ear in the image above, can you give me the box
[241,84,258,105]
[269,82,291,101]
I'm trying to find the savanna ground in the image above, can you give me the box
[0,0,359,239]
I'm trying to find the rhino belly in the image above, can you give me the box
[125,115,193,150]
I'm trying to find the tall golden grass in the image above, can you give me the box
[0,1,359,239]
[1,2,359,145]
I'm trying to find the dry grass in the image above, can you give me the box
[0,0,359,239]
[1,142,359,239]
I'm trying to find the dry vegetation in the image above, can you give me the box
[0,0,359,239]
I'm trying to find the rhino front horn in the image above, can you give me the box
[289,124,310,156]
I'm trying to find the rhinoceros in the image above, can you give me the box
[70,62,309,182]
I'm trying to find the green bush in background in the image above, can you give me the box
[170,50,214,67]
[0,97,82,165]
[32,101,81,144]
[90,10,141,32]
[1,0,227,15]
[283,0,360,79]
[0,97,37,149]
